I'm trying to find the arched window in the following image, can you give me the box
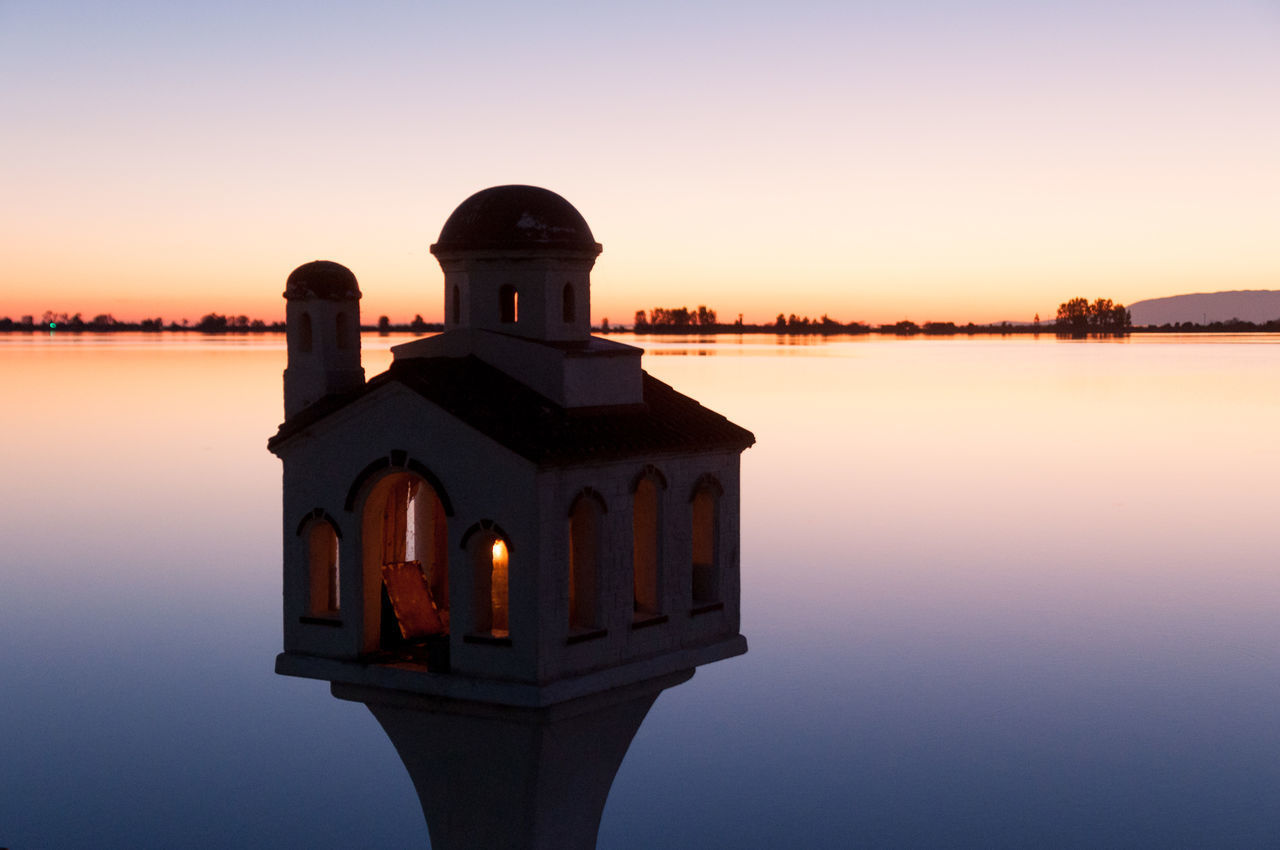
[298,311,313,353]
[466,524,510,638]
[562,283,576,323]
[632,471,664,617]
[451,285,461,325]
[690,478,722,607]
[307,519,340,616]
[499,285,518,324]
[568,490,606,632]
[336,311,354,350]
[361,471,450,651]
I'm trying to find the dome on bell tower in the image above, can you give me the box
[282,260,364,419]
[430,185,602,256]
[284,260,362,301]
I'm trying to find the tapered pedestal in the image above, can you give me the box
[332,668,694,850]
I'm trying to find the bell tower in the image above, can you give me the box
[282,260,364,418]
[430,185,601,343]
[393,185,639,408]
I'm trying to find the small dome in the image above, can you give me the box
[284,261,361,300]
[430,185,602,255]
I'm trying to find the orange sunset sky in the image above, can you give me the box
[2,1,1278,325]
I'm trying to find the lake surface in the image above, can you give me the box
[2,332,1278,848]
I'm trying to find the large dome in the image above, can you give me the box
[284,260,361,300]
[430,185,602,255]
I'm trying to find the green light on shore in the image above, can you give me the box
[49,322,57,329]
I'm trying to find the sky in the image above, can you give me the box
[2,0,1277,325]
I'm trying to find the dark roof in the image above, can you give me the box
[430,185,602,256]
[284,260,361,301]
[269,356,754,465]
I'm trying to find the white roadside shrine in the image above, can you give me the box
[269,185,754,850]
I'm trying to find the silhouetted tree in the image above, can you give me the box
[196,313,229,332]
[1098,302,1130,329]
[1056,297,1090,329]
[1088,298,1114,328]
[1057,296,1129,331]
[648,307,692,327]
[633,310,648,331]
[377,315,391,334]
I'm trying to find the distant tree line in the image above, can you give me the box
[0,311,444,334]
[192,313,277,332]
[0,311,289,333]
[8,302,1280,337]
[0,311,189,332]
[771,313,868,333]
[623,312,1059,336]
[631,306,873,335]
[1139,318,1280,333]
[633,306,721,329]
[1055,297,1131,331]
[375,315,442,334]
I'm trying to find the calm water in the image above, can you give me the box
[2,332,1278,848]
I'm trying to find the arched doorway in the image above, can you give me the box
[361,471,450,656]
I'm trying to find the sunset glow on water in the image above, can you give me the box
[1,332,1278,847]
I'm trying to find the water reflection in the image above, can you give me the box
[2,332,1279,847]
[632,334,850,357]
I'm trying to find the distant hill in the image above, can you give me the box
[1128,290,1280,326]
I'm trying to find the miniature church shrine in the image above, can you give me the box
[268,185,754,849]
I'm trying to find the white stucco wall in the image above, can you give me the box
[276,384,744,697]
[278,383,538,682]
[439,254,595,343]
[533,450,743,684]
